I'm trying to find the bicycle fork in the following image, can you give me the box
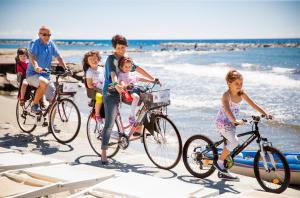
[258,138,277,173]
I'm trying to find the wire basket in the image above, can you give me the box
[58,81,78,95]
[141,89,170,109]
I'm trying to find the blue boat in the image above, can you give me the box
[227,150,300,185]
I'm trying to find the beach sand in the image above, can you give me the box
[0,94,299,197]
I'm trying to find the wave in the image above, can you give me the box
[171,98,219,109]
[149,50,217,57]
[272,67,300,74]
[241,63,260,69]
[145,62,300,89]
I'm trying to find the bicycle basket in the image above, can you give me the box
[141,89,170,109]
[58,81,78,95]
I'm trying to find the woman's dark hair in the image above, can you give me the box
[118,56,133,70]
[15,48,28,62]
[111,34,128,48]
[82,51,101,73]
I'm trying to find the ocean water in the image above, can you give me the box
[1,39,300,152]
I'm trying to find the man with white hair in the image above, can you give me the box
[26,26,69,113]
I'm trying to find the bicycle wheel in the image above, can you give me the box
[143,114,182,169]
[86,111,120,158]
[49,98,81,144]
[183,135,217,178]
[16,99,37,133]
[254,146,290,193]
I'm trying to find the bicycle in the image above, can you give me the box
[86,81,182,169]
[182,115,290,193]
[16,69,81,144]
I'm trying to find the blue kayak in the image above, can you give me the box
[224,150,300,185]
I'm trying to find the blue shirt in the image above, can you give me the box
[26,38,60,79]
[103,54,137,96]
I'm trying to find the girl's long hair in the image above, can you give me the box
[82,51,101,73]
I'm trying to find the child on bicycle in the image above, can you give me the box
[214,69,271,180]
[118,56,155,125]
[16,48,29,106]
[83,51,104,123]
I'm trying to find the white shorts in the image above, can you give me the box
[217,125,239,151]
[27,75,55,101]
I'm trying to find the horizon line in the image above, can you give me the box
[1,37,300,41]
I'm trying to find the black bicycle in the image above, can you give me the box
[182,115,290,193]
[16,69,81,144]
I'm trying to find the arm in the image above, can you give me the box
[138,77,156,83]
[56,56,69,70]
[111,71,123,94]
[29,53,43,73]
[241,92,268,116]
[86,78,102,93]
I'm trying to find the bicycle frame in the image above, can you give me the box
[33,72,75,123]
[209,119,276,172]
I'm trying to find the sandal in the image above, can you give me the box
[19,99,25,106]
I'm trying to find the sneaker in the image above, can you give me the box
[53,124,61,133]
[31,104,41,114]
[218,171,240,181]
[128,116,136,125]
[213,160,227,174]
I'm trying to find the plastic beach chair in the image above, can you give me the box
[0,164,116,198]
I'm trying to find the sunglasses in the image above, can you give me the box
[40,33,51,37]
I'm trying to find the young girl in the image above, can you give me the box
[214,69,271,180]
[83,51,104,123]
[16,48,29,106]
[118,57,154,125]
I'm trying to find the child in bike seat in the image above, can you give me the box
[16,48,29,106]
[214,69,271,180]
[83,51,104,123]
[118,57,154,124]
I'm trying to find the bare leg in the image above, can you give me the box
[220,146,230,161]
[33,80,48,105]
[95,103,101,116]
[20,83,28,100]
[101,149,107,161]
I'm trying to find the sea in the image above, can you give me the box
[1,38,300,152]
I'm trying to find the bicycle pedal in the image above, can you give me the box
[42,122,48,127]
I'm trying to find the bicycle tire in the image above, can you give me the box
[183,135,217,178]
[16,100,37,133]
[86,111,120,158]
[143,114,182,170]
[49,98,81,144]
[254,146,290,193]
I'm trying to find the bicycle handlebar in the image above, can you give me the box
[235,115,272,126]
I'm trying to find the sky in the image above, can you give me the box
[0,0,300,39]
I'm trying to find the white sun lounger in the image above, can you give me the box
[67,172,219,198]
[0,152,65,172]
[0,147,16,153]
[0,164,116,198]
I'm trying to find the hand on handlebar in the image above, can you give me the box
[115,84,124,94]
[234,119,247,126]
[262,114,273,120]
[34,66,43,73]
[153,78,162,86]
